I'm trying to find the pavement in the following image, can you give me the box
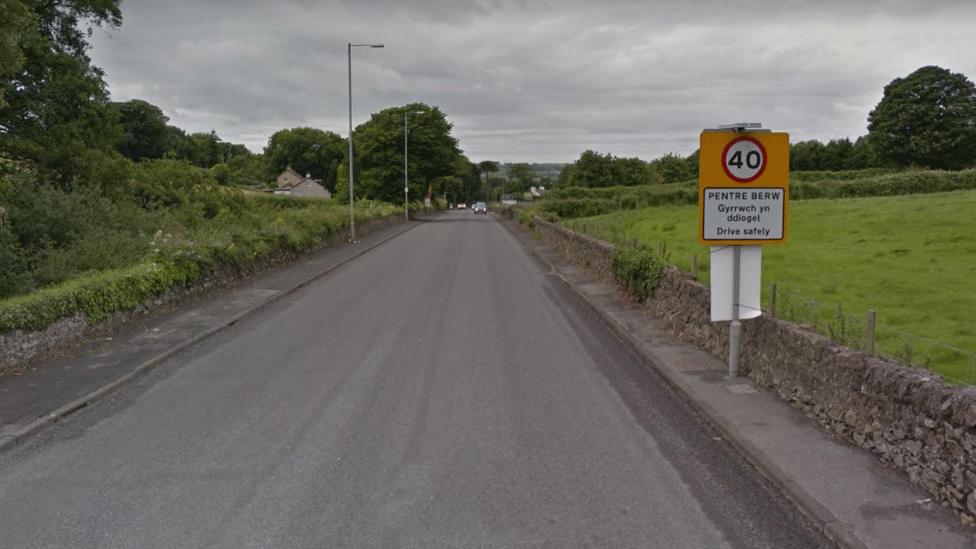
[499,214,974,549]
[0,210,831,548]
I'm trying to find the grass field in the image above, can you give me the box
[564,189,976,383]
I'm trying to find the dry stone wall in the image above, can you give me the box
[519,213,976,526]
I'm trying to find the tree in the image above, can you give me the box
[263,127,346,191]
[225,153,268,187]
[109,99,170,161]
[478,160,499,178]
[652,153,694,183]
[556,164,577,187]
[484,175,505,200]
[337,103,463,203]
[478,160,499,201]
[0,0,124,184]
[458,160,482,203]
[506,163,537,192]
[435,175,464,203]
[850,136,877,169]
[868,65,976,170]
[790,140,826,171]
[186,131,222,168]
[574,150,613,187]
[0,0,33,110]
[611,156,652,186]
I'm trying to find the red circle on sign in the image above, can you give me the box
[721,136,768,183]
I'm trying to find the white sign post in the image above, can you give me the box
[699,124,789,377]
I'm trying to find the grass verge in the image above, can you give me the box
[564,190,976,384]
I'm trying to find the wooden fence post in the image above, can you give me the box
[866,310,877,355]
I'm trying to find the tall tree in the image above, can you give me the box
[477,160,499,202]
[458,159,482,203]
[337,103,463,203]
[868,65,976,170]
[0,0,33,110]
[0,0,123,184]
[264,127,346,191]
[109,99,169,161]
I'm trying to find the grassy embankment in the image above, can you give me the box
[0,160,400,334]
[548,171,976,384]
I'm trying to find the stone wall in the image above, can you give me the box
[531,217,615,282]
[519,214,976,525]
[0,215,404,377]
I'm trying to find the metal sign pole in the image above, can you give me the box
[729,245,742,377]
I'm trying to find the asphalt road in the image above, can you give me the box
[0,211,827,548]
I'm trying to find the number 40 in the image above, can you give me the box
[728,149,762,170]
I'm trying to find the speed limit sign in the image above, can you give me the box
[698,129,789,246]
[722,137,766,182]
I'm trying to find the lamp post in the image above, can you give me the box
[404,110,425,221]
[347,42,384,242]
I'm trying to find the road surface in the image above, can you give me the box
[0,211,826,548]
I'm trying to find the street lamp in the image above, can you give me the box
[404,110,425,221]
[347,42,384,242]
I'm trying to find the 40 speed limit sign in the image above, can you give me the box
[698,130,790,245]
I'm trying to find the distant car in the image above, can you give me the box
[472,202,487,214]
[457,202,467,209]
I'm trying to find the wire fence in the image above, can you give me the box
[561,220,976,385]
[776,286,976,384]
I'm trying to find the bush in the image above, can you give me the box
[611,247,664,301]
[515,207,536,227]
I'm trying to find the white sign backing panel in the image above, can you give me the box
[710,245,763,322]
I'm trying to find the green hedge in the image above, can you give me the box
[789,168,897,182]
[611,247,665,302]
[538,169,976,219]
[0,199,398,333]
[0,261,196,331]
[790,169,976,199]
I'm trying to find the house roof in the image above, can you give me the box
[275,172,326,191]
[277,167,320,190]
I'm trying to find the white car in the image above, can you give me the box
[457,202,467,209]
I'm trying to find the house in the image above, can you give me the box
[273,167,331,198]
[529,185,547,198]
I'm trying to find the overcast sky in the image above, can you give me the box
[89,0,976,163]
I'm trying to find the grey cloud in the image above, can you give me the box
[90,0,976,162]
